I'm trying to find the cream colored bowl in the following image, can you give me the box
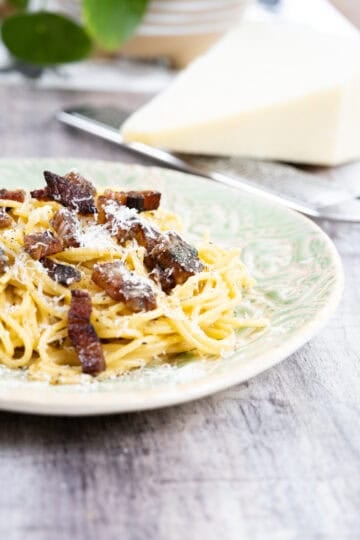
[46,0,251,67]
[121,0,252,66]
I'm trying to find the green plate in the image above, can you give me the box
[0,159,343,415]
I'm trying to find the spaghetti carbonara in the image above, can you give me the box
[0,170,267,384]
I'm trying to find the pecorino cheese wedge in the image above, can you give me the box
[122,22,360,166]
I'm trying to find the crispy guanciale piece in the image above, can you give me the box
[96,189,130,225]
[0,189,25,228]
[126,190,161,212]
[96,191,127,225]
[51,208,81,248]
[148,232,204,291]
[98,189,161,213]
[96,195,111,225]
[92,261,157,313]
[0,208,12,229]
[103,189,127,205]
[116,219,160,251]
[24,231,63,260]
[41,258,81,287]
[30,188,49,201]
[0,189,26,203]
[0,247,9,274]
[99,200,161,249]
[149,266,177,295]
[31,170,97,214]
[68,290,106,375]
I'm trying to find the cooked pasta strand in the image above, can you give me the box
[0,190,267,384]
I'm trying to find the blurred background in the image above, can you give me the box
[2,0,359,216]
[0,0,358,93]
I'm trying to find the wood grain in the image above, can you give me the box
[0,75,359,539]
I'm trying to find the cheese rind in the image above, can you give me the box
[122,22,360,166]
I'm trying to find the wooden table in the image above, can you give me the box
[0,31,360,540]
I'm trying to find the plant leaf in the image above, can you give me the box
[7,0,29,9]
[83,0,149,51]
[1,11,92,65]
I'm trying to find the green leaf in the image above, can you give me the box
[7,0,29,9]
[1,11,92,65]
[83,0,149,51]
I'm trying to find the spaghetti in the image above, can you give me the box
[0,171,267,384]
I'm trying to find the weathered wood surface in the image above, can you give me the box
[0,75,359,540]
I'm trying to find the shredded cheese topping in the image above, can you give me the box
[0,190,267,384]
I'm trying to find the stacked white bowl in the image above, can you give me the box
[138,0,250,36]
[43,0,251,67]
[122,0,251,66]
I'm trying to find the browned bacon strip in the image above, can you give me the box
[96,189,135,226]
[0,189,26,203]
[96,195,110,225]
[0,189,25,229]
[92,261,157,313]
[31,170,97,214]
[51,208,80,248]
[100,200,161,250]
[68,290,105,375]
[41,258,81,286]
[149,267,177,295]
[30,188,49,201]
[116,219,160,251]
[97,189,161,214]
[148,232,204,291]
[24,231,63,260]
[96,191,128,225]
[0,208,12,229]
[96,197,124,230]
[126,190,161,212]
[103,189,127,205]
[0,247,9,274]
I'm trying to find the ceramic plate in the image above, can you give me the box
[0,159,343,415]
